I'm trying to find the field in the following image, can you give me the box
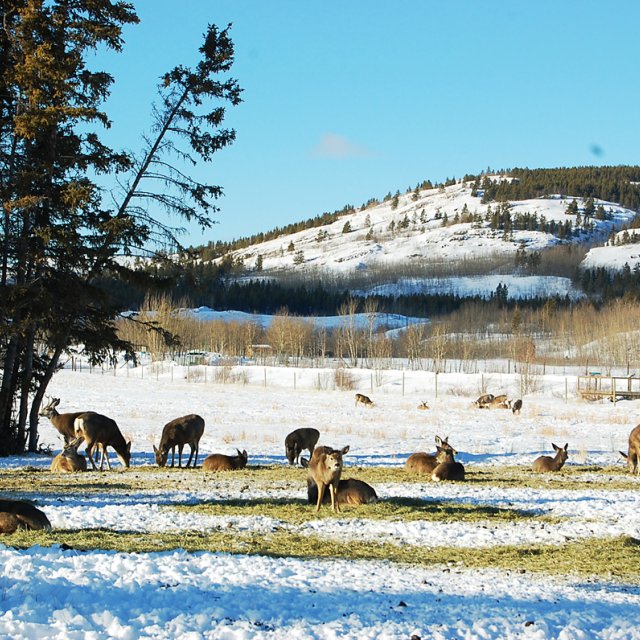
[1,364,640,639]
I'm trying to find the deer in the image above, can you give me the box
[285,427,320,466]
[431,444,465,482]
[153,414,205,468]
[50,437,87,473]
[0,499,51,534]
[306,476,378,506]
[202,449,248,471]
[417,401,430,410]
[532,442,569,472]
[74,412,131,471]
[510,398,523,415]
[39,397,87,444]
[355,393,374,408]
[307,444,350,513]
[405,436,455,475]
[473,393,494,408]
[487,394,509,409]
[619,424,640,474]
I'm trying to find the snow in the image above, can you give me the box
[2,363,640,638]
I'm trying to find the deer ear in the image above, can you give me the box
[620,451,629,459]
[563,443,568,451]
[552,443,559,451]
[435,436,442,446]
[153,445,159,454]
[341,445,350,455]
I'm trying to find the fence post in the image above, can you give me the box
[294,371,297,390]
[402,371,405,397]
[264,368,267,387]
[565,378,568,404]
[370,372,373,393]
[435,371,439,399]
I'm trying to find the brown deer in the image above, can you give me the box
[431,445,465,482]
[473,393,494,408]
[487,394,509,409]
[285,428,320,466]
[417,401,430,410]
[307,445,350,512]
[532,443,569,472]
[620,424,640,474]
[355,393,374,408]
[405,436,454,475]
[307,477,378,506]
[510,398,523,414]
[39,397,86,444]
[153,414,205,468]
[51,437,87,473]
[74,412,131,470]
[0,499,51,534]
[202,449,248,471]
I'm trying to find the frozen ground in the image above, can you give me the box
[1,365,640,639]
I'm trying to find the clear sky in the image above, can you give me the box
[97,0,640,247]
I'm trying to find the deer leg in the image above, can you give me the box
[329,483,339,513]
[170,447,176,468]
[315,482,326,512]
[177,444,185,468]
[186,444,195,468]
[102,447,112,471]
[85,440,98,471]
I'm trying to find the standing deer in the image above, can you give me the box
[431,444,465,482]
[473,393,494,408]
[39,397,86,444]
[532,443,569,472]
[285,427,320,466]
[355,393,374,408]
[0,499,51,534]
[51,437,87,473]
[202,449,248,471]
[153,414,205,468]
[510,398,523,414]
[405,436,455,475]
[74,412,131,470]
[620,424,640,474]
[307,445,350,513]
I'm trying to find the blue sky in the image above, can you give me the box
[98,1,640,247]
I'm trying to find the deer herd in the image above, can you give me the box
[1,391,639,533]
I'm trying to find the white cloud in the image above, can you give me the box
[310,133,375,158]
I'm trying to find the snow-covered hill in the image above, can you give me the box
[219,180,638,298]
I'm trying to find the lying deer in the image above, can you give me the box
[39,397,87,444]
[202,449,248,471]
[51,437,87,473]
[532,442,569,472]
[285,427,320,466]
[307,476,378,506]
[487,394,509,409]
[473,393,494,408]
[0,499,51,534]
[154,414,205,468]
[620,424,640,474]
[307,444,350,512]
[74,412,131,470]
[431,444,465,482]
[355,393,374,408]
[417,401,430,410]
[405,435,454,475]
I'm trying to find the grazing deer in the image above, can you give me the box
[532,443,569,472]
[417,401,430,410]
[285,427,320,466]
[0,499,51,534]
[355,393,374,408]
[50,437,87,473]
[431,445,465,482]
[307,445,350,513]
[154,414,205,468]
[202,449,248,471]
[473,393,494,408]
[39,397,87,444]
[74,412,131,470]
[405,436,455,475]
[620,424,640,474]
[307,477,378,506]
[510,398,523,414]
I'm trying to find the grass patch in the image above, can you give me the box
[3,528,639,583]
[173,495,547,524]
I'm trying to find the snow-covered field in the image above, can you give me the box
[2,364,640,639]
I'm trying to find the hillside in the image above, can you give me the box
[214,178,638,299]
